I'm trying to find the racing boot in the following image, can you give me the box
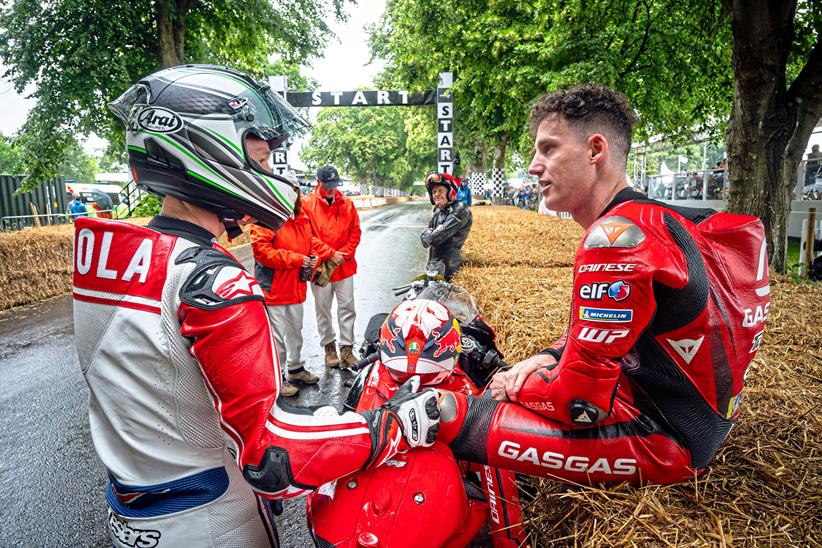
[339,345,358,369]
[324,342,341,368]
[288,367,319,385]
[280,379,300,397]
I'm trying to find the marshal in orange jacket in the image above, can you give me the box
[302,188,362,282]
[250,214,333,306]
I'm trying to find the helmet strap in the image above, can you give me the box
[222,218,244,240]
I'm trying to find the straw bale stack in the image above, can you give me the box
[0,218,249,311]
[462,206,582,268]
[453,207,821,547]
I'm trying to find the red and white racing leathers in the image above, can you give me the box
[441,189,770,484]
[73,216,410,547]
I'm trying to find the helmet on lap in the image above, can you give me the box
[109,64,310,231]
[378,299,461,385]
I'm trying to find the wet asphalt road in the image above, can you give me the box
[0,200,432,547]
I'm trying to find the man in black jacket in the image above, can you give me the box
[421,172,473,280]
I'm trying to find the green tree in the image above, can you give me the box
[0,0,346,192]
[0,134,24,174]
[722,0,821,271]
[371,0,821,270]
[301,105,425,190]
[59,140,99,184]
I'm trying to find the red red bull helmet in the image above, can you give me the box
[378,299,462,386]
[425,172,459,205]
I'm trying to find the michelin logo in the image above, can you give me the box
[579,307,633,322]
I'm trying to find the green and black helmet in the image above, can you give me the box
[109,64,309,230]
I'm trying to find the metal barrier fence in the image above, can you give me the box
[1,210,117,231]
[0,175,68,223]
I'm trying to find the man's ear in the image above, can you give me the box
[588,133,609,165]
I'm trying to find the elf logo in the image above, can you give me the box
[579,280,631,301]
[578,327,629,344]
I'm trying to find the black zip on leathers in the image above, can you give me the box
[420,201,473,281]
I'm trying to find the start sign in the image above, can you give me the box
[269,72,456,178]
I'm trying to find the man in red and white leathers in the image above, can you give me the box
[73,141,439,547]
[438,85,770,485]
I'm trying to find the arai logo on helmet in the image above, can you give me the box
[137,107,183,133]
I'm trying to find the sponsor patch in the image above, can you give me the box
[137,106,183,133]
[578,263,637,273]
[742,303,769,328]
[579,280,631,301]
[749,329,765,353]
[108,511,161,548]
[215,270,260,300]
[726,391,743,418]
[666,336,704,364]
[584,216,645,249]
[227,97,249,111]
[577,326,630,344]
[579,307,633,322]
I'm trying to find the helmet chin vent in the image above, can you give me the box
[145,137,184,170]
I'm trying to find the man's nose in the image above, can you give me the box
[528,157,541,175]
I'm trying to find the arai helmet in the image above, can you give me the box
[109,64,310,230]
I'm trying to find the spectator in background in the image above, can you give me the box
[250,188,333,396]
[421,172,473,280]
[303,164,362,369]
[806,144,822,186]
[67,194,88,221]
[456,177,472,206]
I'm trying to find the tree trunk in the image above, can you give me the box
[154,0,192,68]
[723,0,822,273]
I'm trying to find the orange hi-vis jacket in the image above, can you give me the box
[302,188,361,283]
[250,214,333,306]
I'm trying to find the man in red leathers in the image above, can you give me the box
[438,84,770,485]
[74,65,439,546]
[302,165,362,369]
[250,188,334,396]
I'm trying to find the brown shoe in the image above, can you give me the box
[280,380,299,397]
[339,345,358,369]
[324,342,341,368]
[288,368,319,385]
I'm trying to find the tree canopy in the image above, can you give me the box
[371,0,821,270]
[0,0,346,191]
[370,0,733,170]
[301,105,434,190]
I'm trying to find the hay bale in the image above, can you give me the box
[454,207,822,547]
[0,217,250,311]
[462,207,582,268]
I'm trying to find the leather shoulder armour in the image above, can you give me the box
[176,246,264,310]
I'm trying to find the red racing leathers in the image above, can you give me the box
[73,216,418,545]
[440,189,770,484]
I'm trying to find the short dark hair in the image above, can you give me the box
[529,84,638,165]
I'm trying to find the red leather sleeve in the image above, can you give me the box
[178,298,375,497]
[517,216,684,425]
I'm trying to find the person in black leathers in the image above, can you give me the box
[420,172,473,280]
